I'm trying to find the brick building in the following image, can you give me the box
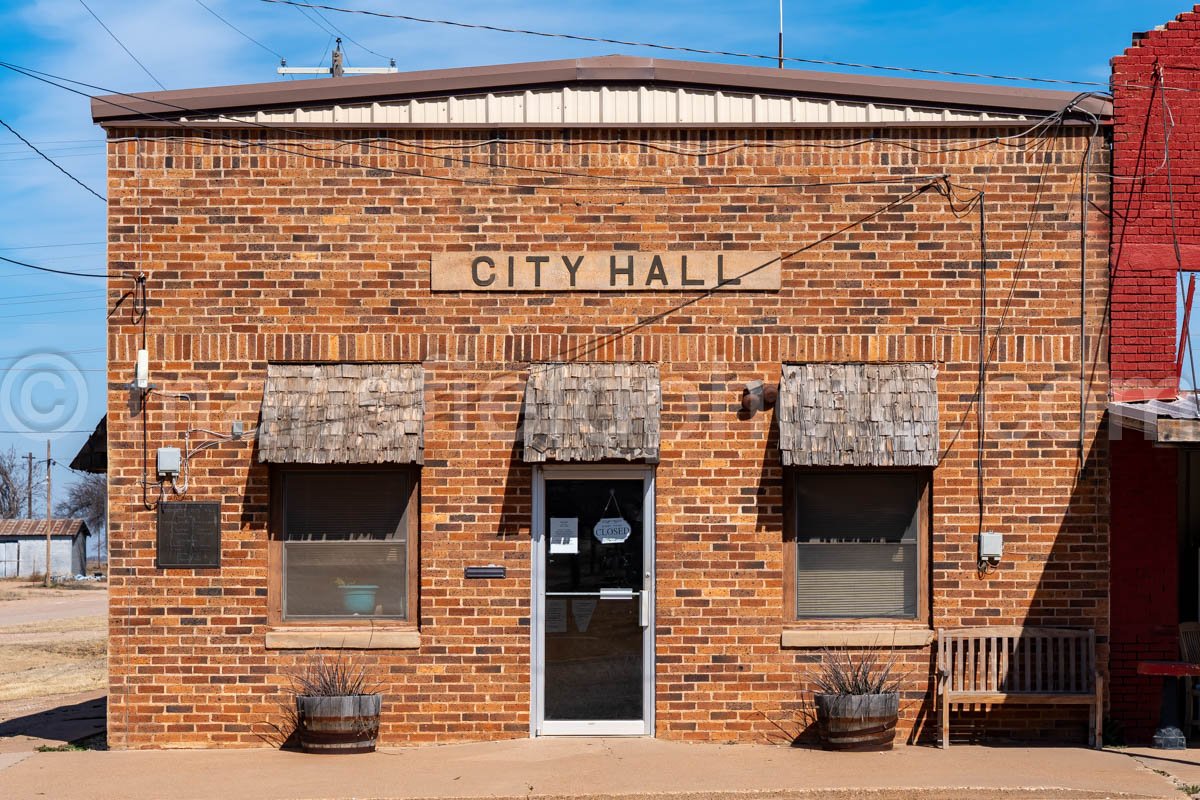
[1107,7,1200,745]
[92,56,1111,748]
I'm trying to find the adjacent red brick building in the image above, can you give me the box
[93,56,1111,748]
[1108,6,1200,745]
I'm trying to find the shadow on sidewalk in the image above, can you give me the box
[0,695,106,747]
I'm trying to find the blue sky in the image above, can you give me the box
[0,0,1192,502]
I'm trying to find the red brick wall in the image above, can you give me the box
[1108,7,1200,743]
[1110,6,1200,399]
[104,125,1109,748]
[1109,427,1179,742]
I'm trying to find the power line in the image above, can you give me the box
[0,137,102,149]
[0,152,104,165]
[302,2,394,63]
[291,1,339,38]
[0,252,107,268]
[0,290,103,307]
[259,0,1111,89]
[76,0,166,91]
[0,253,115,279]
[0,118,106,201]
[0,347,105,362]
[1,368,108,373]
[192,0,286,61]
[0,303,105,321]
[0,241,105,251]
[4,60,968,194]
[0,143,104,155]
[559,180,941,363]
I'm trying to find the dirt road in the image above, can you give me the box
[0,590,106,626]
[0,584,106,718]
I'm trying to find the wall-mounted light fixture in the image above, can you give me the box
[740,379,779,413]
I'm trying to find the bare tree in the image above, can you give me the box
[0,446,45,520]
[56,473,107,564]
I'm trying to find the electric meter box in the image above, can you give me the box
[156,447,181,479]
[979,531,1004,560]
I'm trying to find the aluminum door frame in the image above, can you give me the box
[531,464,655,737]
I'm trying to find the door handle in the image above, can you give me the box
[599,587,634,600]
[639,590,649,627]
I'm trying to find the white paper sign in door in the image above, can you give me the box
[593,517,632,544]
[549,517,579,554]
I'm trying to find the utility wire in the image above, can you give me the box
[76,0,166,90]
[0,253,115,279]
[0,241,105,251]
[192,0,286,61]
[558,181,940,363]
[291,2,339,38]
[0,347,104,362]
[1158,66,1200,406]
[0,118,106,201]
[2,60,963,193]
[0,305,104,320]
[259,0,1110,88]
[0,291,103,307]
[303,2,394,63]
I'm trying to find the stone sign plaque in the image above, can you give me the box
[431,251,781,291]
[156,502,221,569]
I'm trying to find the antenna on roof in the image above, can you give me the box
[778,0,784,69]
[278,38,398,78]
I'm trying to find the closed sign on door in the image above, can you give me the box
[593,517,632,544]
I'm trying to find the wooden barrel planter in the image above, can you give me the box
[815,693,898,751]
[295,694,381,754]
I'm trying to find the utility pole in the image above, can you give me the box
[277,38,397,78]
[44,441,52,588]
[24,452,33,519]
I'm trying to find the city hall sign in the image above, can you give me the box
[431,252,781,292]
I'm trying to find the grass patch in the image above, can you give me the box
[35,732,106,752]
[36,743,86,752]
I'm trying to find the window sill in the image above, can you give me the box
[265,627,421,650]
[780,626,934,649]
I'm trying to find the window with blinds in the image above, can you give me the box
[793,471,925,619]
[280,470,413,621]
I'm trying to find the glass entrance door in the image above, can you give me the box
[532,466,654,736]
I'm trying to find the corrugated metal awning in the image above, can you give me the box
[778,363,939,467]
[1109,395,1200,443]
[257,363,424,465]
[0,519,89,538]
[523,363,660,463]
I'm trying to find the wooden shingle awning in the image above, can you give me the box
[523,363,661,463]
[778,363,939,467]
[257,363,424,465]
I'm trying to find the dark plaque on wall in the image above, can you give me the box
[156,502,221,569]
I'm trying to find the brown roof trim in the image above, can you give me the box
[91,55,1111,124]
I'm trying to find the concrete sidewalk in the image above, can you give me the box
[0,738,1192,800]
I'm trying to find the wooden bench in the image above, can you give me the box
[937,627,1102,749]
